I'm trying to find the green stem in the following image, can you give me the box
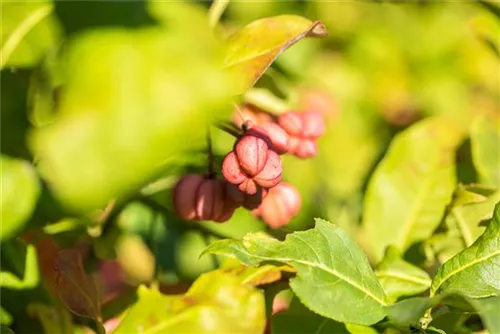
[244,88,290,115]
[137,197,230,240]
[208,0,230,28]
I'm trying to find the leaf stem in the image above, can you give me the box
[208,0,230,28]
[244,88,289,115]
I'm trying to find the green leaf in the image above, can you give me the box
[1,155,41,241]
[363,117,463,262]
[0,244,39,290]
[114,271,266,334]
[430,203,500,298]
[0,1,62,69]
[385,296,433,329]
[320,106,389,199]
[223,15,327,94]
[272,296,351,334]
[473,295,500,334]
[386,294,500,333]
[54,249,101,321]
[30,14,233,212]
[203,219,388,325]
[445,185,500,249]
[1,307,13,326]
[375,247,431,303]
[0,325,14,334]
[27,303,73,334]
[218,263,295,286]
[345,323,380,334]
[470,115,500,188]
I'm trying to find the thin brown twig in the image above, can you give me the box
[216,123,241,138]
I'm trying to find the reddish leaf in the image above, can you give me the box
[54,249,101,321]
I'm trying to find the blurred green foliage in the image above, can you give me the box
[1,0,499,333]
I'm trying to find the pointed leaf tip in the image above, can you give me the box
[307,21,328,37]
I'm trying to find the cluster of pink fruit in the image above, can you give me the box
[172,104,325,229]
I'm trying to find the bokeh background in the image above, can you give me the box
[1,1,499,333]
[87,0,500,287]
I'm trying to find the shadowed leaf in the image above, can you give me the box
[54,249,101,320]
[375,247,431,303]
[27,303,73,334]
[386,293,500,333]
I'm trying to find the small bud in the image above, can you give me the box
[278,112,303,136]
[277,110,325,159]
[227,183,268,210]
[247,122,289,155]
[173,174,204,220]
[252,150,282,188]
[221,152,247,185]
[195,179,225,221]
[302,111,325,138]
[235,135,269,176]
[173,175,237,223]
[253,182,301,229]
[294,139,317,159]
[222,134,283,195]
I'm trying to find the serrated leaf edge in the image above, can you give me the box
[206,238,388,307]
[430,249,500,297]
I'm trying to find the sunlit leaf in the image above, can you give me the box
[31,12,233,212]
[224,15,327,94]
[203,219,388,325]
[0,244,39,290]
[445,184,500,249]
[1,155,41,241]
[219,263,295,286]
[363,117,464,262]
[0,1,62,68]
[0,307,13,326]
[320,107,388,199]
[375,247,431,303]
[470,114,500,188]
[114,271,266,334]
[430,203,500,298]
